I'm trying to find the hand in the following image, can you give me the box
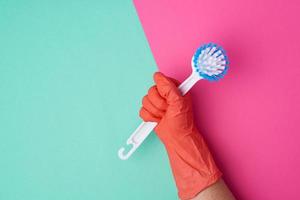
[139,72,222,200]
[139,72,195,146]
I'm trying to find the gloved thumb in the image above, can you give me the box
[153,72,182,104]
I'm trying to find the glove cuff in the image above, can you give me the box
[164,129,222,200]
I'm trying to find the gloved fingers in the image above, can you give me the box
[166,76,193,103]
[139,107,160,123]
[147,86,168,111]
[142,95,165,118]
[153,72,183,104]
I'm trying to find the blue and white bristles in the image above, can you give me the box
[192,43,229,81]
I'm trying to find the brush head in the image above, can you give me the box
[192,43,229,81]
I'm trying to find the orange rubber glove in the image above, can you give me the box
[139,72,222,200]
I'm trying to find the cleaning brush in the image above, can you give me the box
[118,42,229,160]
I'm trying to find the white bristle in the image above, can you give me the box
[197,46,226,76]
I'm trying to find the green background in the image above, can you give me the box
[0,0,177,199]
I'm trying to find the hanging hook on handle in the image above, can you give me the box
[118,122,157,160]
[118,141,137,160]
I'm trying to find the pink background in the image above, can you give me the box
[133,0,300,199]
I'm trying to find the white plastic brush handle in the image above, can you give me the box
[118,72,202,160]
[178,72,202,95]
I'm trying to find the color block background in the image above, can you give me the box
[0,1,178,199]
[133,0,300,199]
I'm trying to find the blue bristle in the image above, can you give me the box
[192,43,229,81]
